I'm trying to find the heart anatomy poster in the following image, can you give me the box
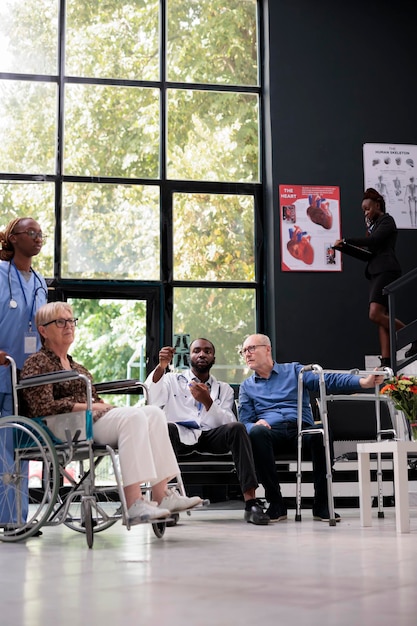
[279,184,341,272]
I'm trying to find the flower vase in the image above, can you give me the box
[410,421,417,442]
[405,409,417,441]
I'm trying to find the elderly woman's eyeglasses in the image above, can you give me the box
[13,229,46,241]
[239,344,268,357]
[42,318,78,328]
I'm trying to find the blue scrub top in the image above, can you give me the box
[0,260,48,394]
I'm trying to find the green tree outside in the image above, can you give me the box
[0,0,259,384]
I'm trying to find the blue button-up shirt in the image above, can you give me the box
[238,361,363,433]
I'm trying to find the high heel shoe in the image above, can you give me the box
[379,357,391,367]
[405,341,417,359]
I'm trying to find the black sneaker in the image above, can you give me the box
[266,502,287,522]
[313,510,341,522]
[244,499,269,525]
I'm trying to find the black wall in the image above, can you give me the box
[264,0,417,369]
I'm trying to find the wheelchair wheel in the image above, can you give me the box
[63,491,119,534]
[152,520,166,538]
[82,498,94,548]
[166,513,179,527]
[0,416,60,542]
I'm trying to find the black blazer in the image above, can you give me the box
[345,213,401,277]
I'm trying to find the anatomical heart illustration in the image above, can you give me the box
[287,225,314,265]
[279,184,341,272]
[306,194,333,229]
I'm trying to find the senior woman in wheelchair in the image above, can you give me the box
[20,302,202,525]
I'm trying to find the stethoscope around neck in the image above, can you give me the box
[8,260,47,312]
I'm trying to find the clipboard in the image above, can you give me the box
[332,242,373,262]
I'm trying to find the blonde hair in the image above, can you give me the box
[0,217,33,261]
[36,302,73,329]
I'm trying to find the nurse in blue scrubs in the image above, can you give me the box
[0,217,48,525]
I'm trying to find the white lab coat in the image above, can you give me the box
[145,368,236,444]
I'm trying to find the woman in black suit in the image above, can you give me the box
[335,188,416,366]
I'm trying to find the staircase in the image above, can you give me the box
[383,266,417,374]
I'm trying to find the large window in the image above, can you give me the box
[0,0,263,383]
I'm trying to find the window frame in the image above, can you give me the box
[0,0,266,377]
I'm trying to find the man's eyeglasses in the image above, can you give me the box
[13,230,46,241]
[42,318,78,328]
[239,344,268,357]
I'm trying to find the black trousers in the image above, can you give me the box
[248,421,331,512]
[168,422,258,496]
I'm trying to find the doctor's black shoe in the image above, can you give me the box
[244,499,269,525]
[266,502,287,522]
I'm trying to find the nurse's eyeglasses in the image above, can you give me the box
[13,229,46,241]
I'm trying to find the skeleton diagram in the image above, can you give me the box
[393,177,401,196]
[375,175,389,203]
[404,177,417,227]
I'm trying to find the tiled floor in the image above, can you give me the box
[1,503,416,626]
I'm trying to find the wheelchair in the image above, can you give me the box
[0,357,171,547]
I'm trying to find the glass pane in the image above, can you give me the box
[0,81,57,174]
[173,193,255,281]
[173,287,256,384]
[167,89,259,182]
[0,0,58,74]
[65,0,159,80]
[168,0,258,86]
[61,183,160,280]
[64,84,160,178]
[0,182,55,277]
[68,298,147,403]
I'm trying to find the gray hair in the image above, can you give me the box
[36,302,73,328]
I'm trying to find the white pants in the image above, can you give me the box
[93,405,179,488]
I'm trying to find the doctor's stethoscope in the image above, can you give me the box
[7,260,47,311]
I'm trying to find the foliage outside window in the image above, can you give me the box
[167,90,259,183]
[70,299,147,396]
[64,85,160,179]
[0,81,57,175]
[61,183,160,280]
[174,193,255,281]
[0,183,55,276]
[167,0,258,86]
[65,0,159,80]
[173,287,256,385]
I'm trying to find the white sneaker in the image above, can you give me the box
[127,499,170,525]
[159,488,203,513]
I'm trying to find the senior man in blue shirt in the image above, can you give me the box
[238,334,384,522]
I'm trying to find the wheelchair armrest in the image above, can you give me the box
[17,370,80,389]
[95,379,147,393]
[95,379,149,402]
